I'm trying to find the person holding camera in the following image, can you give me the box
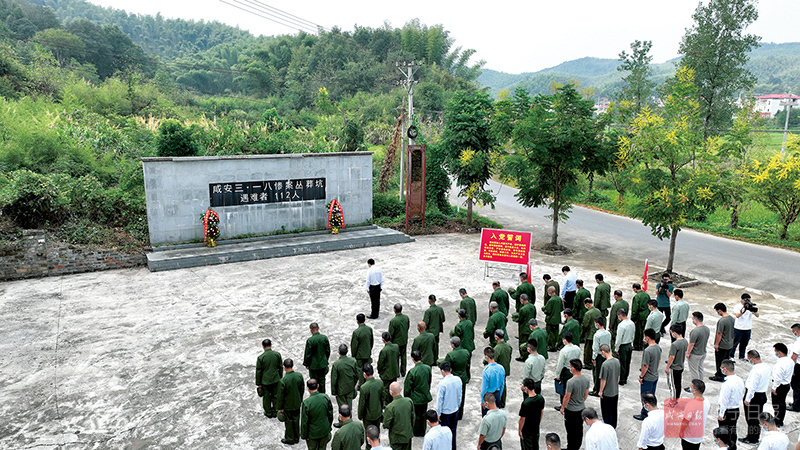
[730,293,759,360]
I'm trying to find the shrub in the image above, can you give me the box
[0,170,69,228]
[373,192,405,218]
[156,119,199,157]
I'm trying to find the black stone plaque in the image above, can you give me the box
[209,178,326,207]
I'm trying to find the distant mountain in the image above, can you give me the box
[480,42,800,100]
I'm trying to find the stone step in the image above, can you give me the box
[146,226,414,272]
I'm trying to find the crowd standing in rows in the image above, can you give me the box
[254,259,800,450]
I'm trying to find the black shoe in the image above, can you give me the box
[633,414,646,421]
[708,376,725,382]
[619,381,627,386]
[367,315,378,319]
[280,439,290,444]
[515,357,526,362]
[554,406,562,411]
[739,438,758,444]
[333,423,341,428]
[588,391,600,397]
[777,420,784,427]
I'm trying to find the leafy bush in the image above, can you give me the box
[156,119,199,157]
[373,192,405,218]
[0,170,69,228]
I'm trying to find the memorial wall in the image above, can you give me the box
[142,153,373,245]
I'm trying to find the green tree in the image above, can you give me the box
[440,90,497,225]
[33,29,85,67]
[679,0,761,137]
[748,137,800,240]
[617,40,655,117]
[504,85,604,246]
[617,67,719,271]
[156,119,199,157]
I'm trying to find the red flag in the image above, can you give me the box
[527,263,532,284]
[643,259,649,292]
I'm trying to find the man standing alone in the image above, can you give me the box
[366,258,382,319]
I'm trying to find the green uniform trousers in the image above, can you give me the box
[308,368,328,393]
[363,418,381,450]
[262,382,280,417]
[335,391,357,425]
[398,344,407,376]
[413,403,428,437]
[546,324,559,350]
[583,340,594,368]
[356,359,370,385]
[390,442,411,450]
[520,433,539,450]
[305,433,331,450]
[382,378,397,405]
[283,409,300,444]
[633,322,645,351]
[519,333,531,358]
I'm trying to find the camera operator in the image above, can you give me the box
[730,293,759,360]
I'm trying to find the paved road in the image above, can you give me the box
[456,180,800,299]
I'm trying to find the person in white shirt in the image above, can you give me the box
[582,407,618,450]
[717,359,745,445]
[730,293,759,360]
[757,412,790,450]
[366,424,393,450]
[772,342,794,427]
[680,379,710,450]
[637,393,664,450]
[712,427,733,448]
[366,258,382,319]
[742,349,773,444]
[422,409,452,450]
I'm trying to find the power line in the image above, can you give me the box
[218,0,321,35]
[241,0,328,32]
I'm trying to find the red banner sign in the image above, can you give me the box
[479,229,532,265]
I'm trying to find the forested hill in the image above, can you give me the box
[480,42,800,99]
[38,0,259,59]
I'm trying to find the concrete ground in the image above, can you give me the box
[2,232,800,449]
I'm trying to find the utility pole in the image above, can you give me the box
[780,92,796,155]
[395,60,422,201]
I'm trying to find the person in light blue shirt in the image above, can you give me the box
[423,410,453,450]
[435,361,461,450]
[561,266,578,307]
[481,346,505,416]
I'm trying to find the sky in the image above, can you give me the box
[86,0,800,74]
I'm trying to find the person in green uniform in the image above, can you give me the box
[528,319,549,360]
[304,323,331,393]
[358,364,384,444]
[278,358,305,445]
[377,331,400,405]
[594,273,612,318]
[558,309,581,350]
[574,280,591,326]
[383,382,414,450]
[444,336,471,419]
[256,338,283,418]
[543,274,560,305]
[630,283,651,351]
[543,286,563,352]
[494,330,513,407]
[483,302,507,347]
[300,378,334,450]
[607,290,629,347]
[509,272,536,312]
[423,295,446,362]
[515,294,537,361]
[404,350,432,437]
[490,281,510,317]
[458,288,478,329]
[388,303,410,376]
[351,314,374,385]
[331,344,359,421]
[331,405,365,450]
[411,322,436,366]
[582,298,601,368]
[450,309,475,355]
